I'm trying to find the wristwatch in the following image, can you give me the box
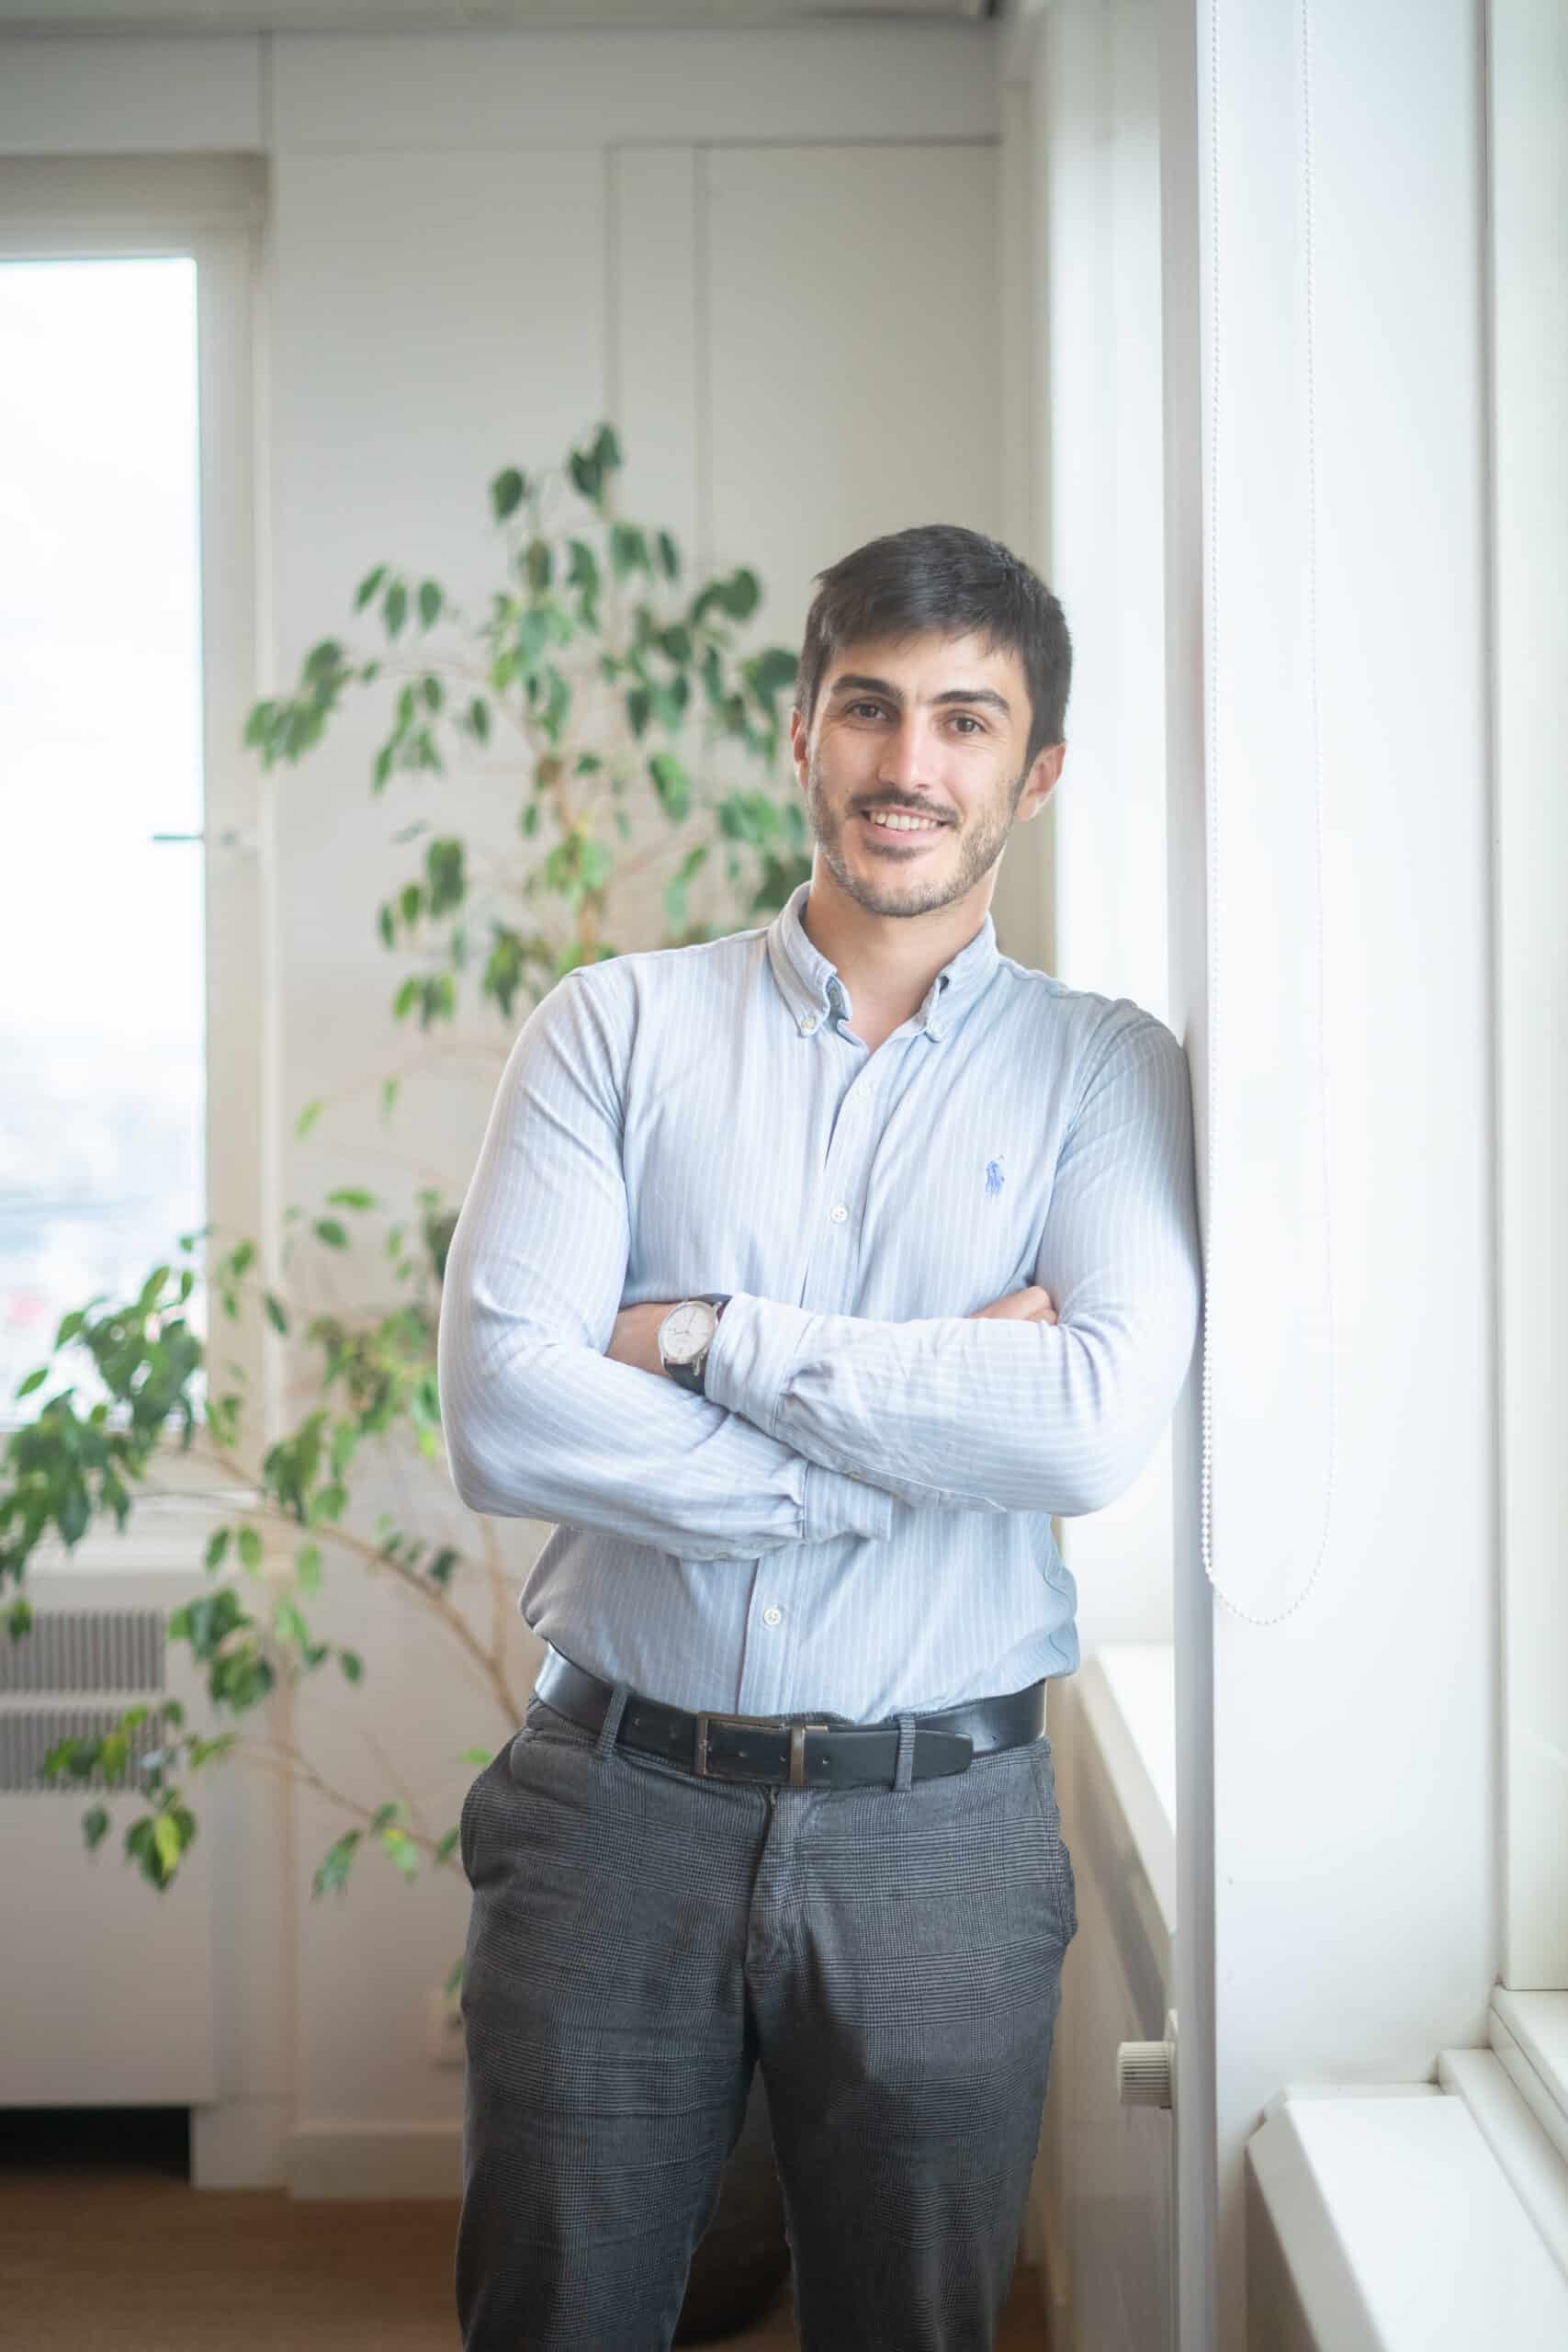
[657,1294,732,1396]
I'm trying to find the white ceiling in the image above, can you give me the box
[0,0,996,30]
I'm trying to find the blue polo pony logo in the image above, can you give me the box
[985,1156,1005,1197]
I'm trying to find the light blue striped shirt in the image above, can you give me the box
[437,878,1202,1721]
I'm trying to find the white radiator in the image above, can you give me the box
[1031,1644,1179,2351]
[0,1565,217,2107]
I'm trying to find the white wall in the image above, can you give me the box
[0,21,1008,2187]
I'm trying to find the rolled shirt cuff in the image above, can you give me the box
[701,1291,813,1438]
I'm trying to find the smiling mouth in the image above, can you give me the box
[859,810,950,848]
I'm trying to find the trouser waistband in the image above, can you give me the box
[531,1642,1048,1792]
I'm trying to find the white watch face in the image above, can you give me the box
[661,1300,716,1364]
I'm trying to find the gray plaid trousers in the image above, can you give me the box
[455,1679,1077,2351]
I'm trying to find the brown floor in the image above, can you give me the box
[0,2109,1051,2350]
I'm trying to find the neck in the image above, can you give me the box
[798,863,990,1024]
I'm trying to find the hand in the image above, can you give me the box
[968,1283,1058,1325]
[606,1301,682,1379]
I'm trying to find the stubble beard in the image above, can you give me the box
[803,752,1022,919]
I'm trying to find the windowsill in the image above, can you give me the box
[1248,1991,1568,2337]
[1489,1989,1568,2163]
[1248,2080,1568,2344]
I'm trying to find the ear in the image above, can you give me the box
[788,704,810,788]
[1016,741,1066,823]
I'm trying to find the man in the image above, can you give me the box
[438,522,1202,2351]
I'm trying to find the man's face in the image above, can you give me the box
[787,628,1064,921]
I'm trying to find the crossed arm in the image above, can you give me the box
[437,967,1203,1558]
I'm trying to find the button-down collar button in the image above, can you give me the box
[800,1012,818,1032]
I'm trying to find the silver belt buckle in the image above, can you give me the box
[694,1711,831,1790]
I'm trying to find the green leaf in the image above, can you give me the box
[338,1649,363,1684]
[417,581,442,628]
[153,1813,183,1876]
[325,1188,376,1211]
[237,1526,263,1572]
[354,564,389,613]
[295,1099,324,1140]
[264,1292,289,1336]
[205,1527,231,1571]
[609,523,649,581]
[384,581,408,639]
[568,448,603,506]
[567,539,600,600]
[312,1827,362,1899]
[725,568,761,620]
[14,1366,47,1399]
[308,1482,347,1526]
[83,1804,111,1853]
[313,1219,349,1250]
[648,750,691,824]
[275,1597,310,1650]
[381,1078,400,1122]
[491,467,527,523]
[656,529,680,582]
[296,1543,322,1594]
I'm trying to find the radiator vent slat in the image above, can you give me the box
[0,1608,165,1694]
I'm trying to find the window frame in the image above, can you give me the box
[1487,0,1568,2007]
[0,154,274,1534]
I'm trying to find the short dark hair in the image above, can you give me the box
[795,523,1073,774]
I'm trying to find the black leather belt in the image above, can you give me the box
[532,1643,1048,1792]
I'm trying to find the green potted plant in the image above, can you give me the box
[0,419,807,2334]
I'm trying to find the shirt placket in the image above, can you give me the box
[736,1023,903,1717]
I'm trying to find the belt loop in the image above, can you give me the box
[893,1710,917,1792]
[596,1679,631,1762]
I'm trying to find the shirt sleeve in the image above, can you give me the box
[436,966,894,1562]
[701,1016,1203,1518]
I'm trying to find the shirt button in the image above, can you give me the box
[800,1012,818,1032]
[762,1606,783,1626]
[829,1204,848,1223]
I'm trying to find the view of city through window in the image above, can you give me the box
[0,255,208,1427]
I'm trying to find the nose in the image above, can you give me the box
[874,716,934,792]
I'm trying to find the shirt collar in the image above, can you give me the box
[764,879,998,1043]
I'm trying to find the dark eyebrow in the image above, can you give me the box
[828,671,1012,719]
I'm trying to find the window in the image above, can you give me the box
[0,255,208,1419]
[0,154,266,1531]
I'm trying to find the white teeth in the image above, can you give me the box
[867,811,942,833]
